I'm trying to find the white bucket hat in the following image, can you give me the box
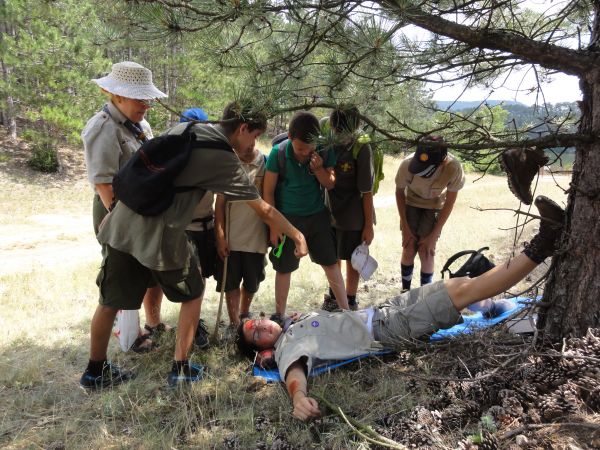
[351,242,378,280]
[92,61,167,100]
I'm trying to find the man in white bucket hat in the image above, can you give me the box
[82,61,169,356]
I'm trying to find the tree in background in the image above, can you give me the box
[123,0,598,340]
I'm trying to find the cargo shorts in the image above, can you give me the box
[372,281,461,347]
[96,244,205,309]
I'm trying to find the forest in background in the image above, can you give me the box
[0,0,580,173]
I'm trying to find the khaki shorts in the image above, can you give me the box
[404,205,439,239]
[96,245,205,309]
[372,281,461,347]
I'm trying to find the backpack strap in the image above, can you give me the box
[440,247,491,279]
[441,249,477,279]
[277,139,288,183]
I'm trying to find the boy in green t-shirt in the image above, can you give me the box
[263,111,349,316]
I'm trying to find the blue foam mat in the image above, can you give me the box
[252,297,531,382]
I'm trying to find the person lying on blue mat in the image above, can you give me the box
[236,196,564,421]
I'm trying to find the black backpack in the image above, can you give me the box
[441,246,495,279]
[113,121,233,216]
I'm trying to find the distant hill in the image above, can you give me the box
[435,100,524,111]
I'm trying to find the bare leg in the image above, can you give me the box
[143,285,163,327]
[417,244,435,274]
[400,244,417,267]
[240,286,253,317]
[275,272,291,315]
[174,297,202,361]
[90,305,119,361]
[345,261,360,297]
[323,264,349,310]
[225,288,241,327]
[446,253,537,311]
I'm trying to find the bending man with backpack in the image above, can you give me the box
[80,100,308,389]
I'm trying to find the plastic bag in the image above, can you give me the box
[113,309,140,352]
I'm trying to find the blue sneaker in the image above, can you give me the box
[167,362,204,387]
[79,362,134,390]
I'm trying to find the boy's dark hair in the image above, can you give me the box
[288,111,320,143]
[221,100,268,136]
[330,105,361,133]
[236,319,259,360]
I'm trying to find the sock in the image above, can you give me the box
[328,287,336,300]
[420,272,433,286]
[401,264,414,290]
[348,294,357,306]
[172,360,190,374]
[86,359,107,376]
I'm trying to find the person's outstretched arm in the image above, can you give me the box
[285,361,321,421]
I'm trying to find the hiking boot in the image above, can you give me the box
[320,294,339,312]
[500,148,549,204]
[80,362,134,390]
[194,319,210,349]
[348,299,359,311]
[523,195,565,263]
[167,362,204,387]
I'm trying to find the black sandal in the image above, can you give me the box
[144,322,175,337]
[130,334,156,353]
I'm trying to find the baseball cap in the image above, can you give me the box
[408,136,448,178]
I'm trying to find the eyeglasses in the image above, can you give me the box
[135,98,156,107]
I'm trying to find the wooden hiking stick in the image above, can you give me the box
[213,201,231,340]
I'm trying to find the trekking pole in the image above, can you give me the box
[213,201,230,341]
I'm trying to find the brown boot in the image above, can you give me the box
[500,148,549,204]
[523,195,565,263]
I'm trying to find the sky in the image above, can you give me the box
[411,0,584,106]
[430,72,582,106]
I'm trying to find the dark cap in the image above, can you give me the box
[408,136,448,177]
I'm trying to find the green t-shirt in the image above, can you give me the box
[97,123,259,271]
[265,140,336,216]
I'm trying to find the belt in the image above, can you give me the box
[191,216,214,231]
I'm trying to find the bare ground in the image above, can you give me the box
[0,133,98,275]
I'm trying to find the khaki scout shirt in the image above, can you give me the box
[225,151,268,253]
[97,123,260,271]
[395,153,465,210]
[82,102,153,188]
[274,310,384,380]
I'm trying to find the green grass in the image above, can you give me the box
[0,156,572,449]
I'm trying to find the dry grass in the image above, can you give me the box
[1,140,589,449]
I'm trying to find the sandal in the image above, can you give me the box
[130,334,156,353]
[144,322,174,337]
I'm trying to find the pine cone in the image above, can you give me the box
[409,406,442,430]
[271,431,293,450]
[254,413,270,431]
[538,383,580,420]
[478,430,499,450]
[440,401,479,430]
[222,435,240,450]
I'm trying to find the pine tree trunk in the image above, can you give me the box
[542,5,600,340]
[0,0,17,140]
